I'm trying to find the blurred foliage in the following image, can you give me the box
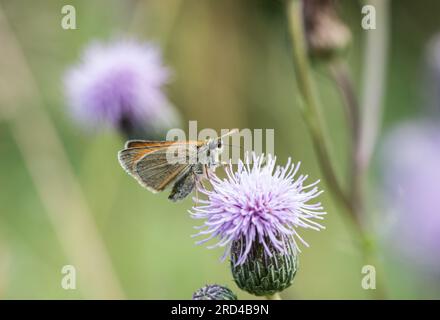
[0,0,439,299]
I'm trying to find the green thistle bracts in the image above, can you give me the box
[230,239,298,296]
[192,284,237,300]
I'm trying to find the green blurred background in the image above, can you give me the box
[0,0,438,299]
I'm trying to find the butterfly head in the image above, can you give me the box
[201,138,223,168]
[208,138,223,153]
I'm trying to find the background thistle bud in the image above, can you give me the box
[303,0,351,61]
[230,238,299,296]
[192,284,238,300]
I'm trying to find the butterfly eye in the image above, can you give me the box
[217,141,222,149]
[207,150,211,157]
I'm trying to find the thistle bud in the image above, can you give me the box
[192,284,238,300]
[230,237,299,296]
[303,0,351,61]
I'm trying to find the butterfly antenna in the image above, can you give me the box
[219,128,239,140]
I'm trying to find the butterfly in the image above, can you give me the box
[118,131,236,201]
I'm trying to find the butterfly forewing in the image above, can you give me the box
[118,140,203,193]
[124,140,202,149]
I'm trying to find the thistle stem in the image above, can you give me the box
[266,293,282,300]
[286,0,352,216]
[328,61,363,222]
[286,0,388,299]
[329,0,391,300]
[357,0,390,300]
[328,61,360,173]
[359,0,390,173]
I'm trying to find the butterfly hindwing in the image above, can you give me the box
[135,150,190,192]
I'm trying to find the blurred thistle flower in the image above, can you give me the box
[302,0,351,61]
[192,284,237,300]
[64,39,180,138]
[191,152,325,261]
[381,121,440,273]
[191,153,325,295]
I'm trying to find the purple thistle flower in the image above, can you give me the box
[191,153,326,265]
[64,39,180,135]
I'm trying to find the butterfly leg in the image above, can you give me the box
[194,176,200,206]
[204,164,211,180]
[194,164,206,205]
